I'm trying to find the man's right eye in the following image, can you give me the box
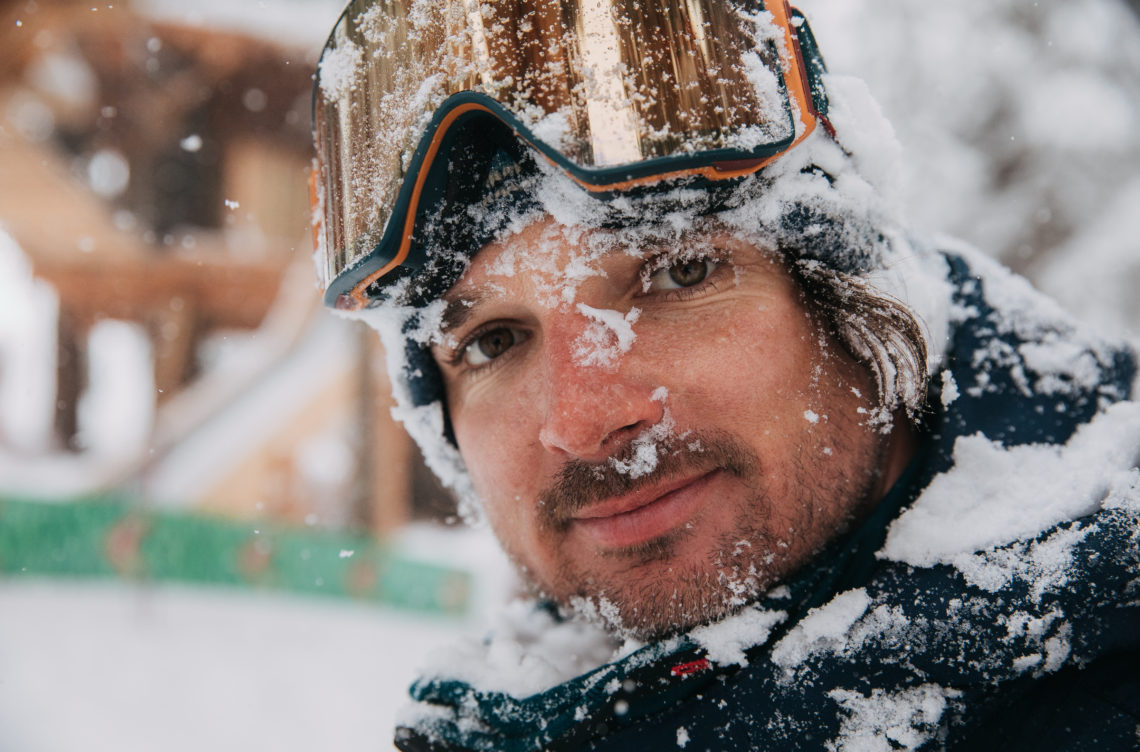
[463,326,524,367]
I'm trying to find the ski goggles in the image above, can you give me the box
[312,0,832,310]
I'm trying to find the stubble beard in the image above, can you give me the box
[519,416,886,641]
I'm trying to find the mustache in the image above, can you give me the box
[537,430,758,531]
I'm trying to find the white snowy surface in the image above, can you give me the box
[827,683,962,752]
[0,522,514,752]
[573,304,640,368]
[771,589,873,670]
[798,0,1140,294]
[0,227,58,454]
[690,605,788,668]
[133,0,346,52]
[0,580,459,752]
[74,320,155,457]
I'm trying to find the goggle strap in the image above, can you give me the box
[789,7,834,137]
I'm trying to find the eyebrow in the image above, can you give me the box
[438,289,488,336]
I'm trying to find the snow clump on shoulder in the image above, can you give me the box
[879,399,1140,570]
[412,599,621,700]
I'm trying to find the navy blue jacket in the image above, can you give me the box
[395,254,1140,751]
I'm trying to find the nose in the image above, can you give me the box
[537,312,665,462]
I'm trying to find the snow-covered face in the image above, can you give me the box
[431,217,898,638]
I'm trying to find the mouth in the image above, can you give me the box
[569,470,720,550]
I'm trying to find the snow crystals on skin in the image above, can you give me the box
[879,399,1140,570]
[573,304,640,368]
[567,594,650,653]
[608,388,676,479]
[348,52,942,518]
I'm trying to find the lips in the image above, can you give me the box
[569,470,719,550]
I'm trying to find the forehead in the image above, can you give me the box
[439,215,735,310]
[438,219,601,316]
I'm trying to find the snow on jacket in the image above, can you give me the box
[393,248,1140,751]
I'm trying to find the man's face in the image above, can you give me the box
[432,218,896,638]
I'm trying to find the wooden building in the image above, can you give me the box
[0,0,447,536]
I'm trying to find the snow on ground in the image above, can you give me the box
[0,580,460,752]
[0,522,514,752]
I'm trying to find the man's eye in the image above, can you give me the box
[463,326,523,367]
[647,259,716,291]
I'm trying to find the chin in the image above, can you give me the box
[552,548,776,641]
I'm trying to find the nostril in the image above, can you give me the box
[602,420,650,450]
[622,420,647,436]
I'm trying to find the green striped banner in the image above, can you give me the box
[0,496,470,616]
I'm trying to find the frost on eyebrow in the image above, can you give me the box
[633,234,739,293]
[573,304,640,368]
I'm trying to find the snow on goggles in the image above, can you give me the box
[312,0,832,310]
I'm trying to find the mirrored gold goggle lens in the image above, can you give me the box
[312,0,822,308]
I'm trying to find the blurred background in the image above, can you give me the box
[0,0,1137,749]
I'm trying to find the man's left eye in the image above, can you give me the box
[647,259,716,291]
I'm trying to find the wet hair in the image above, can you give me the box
[787,259,929,420]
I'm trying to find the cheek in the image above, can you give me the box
[452,395,543,524]
[456,419,522,498]
[455,431,529,559]
[635,303,818,411]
